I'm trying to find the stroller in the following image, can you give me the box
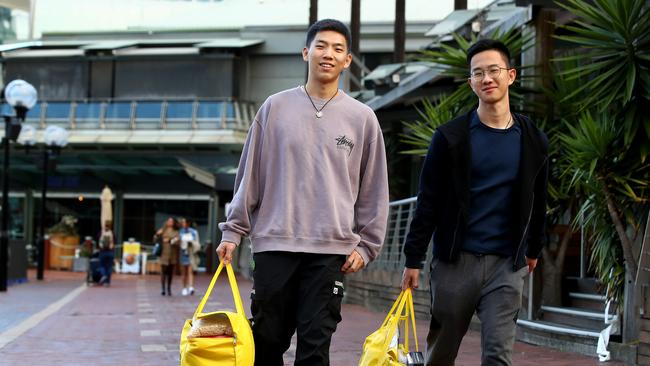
[86,251,102,285]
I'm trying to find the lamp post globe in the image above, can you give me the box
[17,125,37,147]
[43,125,70,148]
[4,80,38,111]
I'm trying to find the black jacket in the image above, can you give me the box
[403,111,549,271]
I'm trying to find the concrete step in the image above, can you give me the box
[564,276,601,294]
[562,277,616,311]
[516,319,634,364]
[567,291,616,312]
[540,305,617,332]
[517,319,607,359]
[516,319,600,356]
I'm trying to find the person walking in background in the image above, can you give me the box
[217,18,389,366]
[97,220,115,287]
[154,217,180,296]
[179,218,200,296]
[401,39,548,366]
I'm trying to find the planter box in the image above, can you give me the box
[48,234,80,270]
[146,259,161,274]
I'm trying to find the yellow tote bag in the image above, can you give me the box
[180,262,254,366]
[358,288,421,366]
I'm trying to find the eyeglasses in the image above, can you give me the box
[469,66,511,82]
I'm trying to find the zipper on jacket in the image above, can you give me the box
[514,192,534,270]
[513,156,548,270]
[449,210,462,261]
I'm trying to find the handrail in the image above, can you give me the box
[10,99,256,131]
[367,196,426,272]
[375,195,616,329]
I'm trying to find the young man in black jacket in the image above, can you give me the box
[401,39,548,366]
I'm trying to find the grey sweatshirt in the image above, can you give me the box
[218,86,389,264]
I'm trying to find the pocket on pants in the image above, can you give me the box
[326,280,345,324]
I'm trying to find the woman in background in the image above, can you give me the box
[97,220,115,287]
[154,217,180,296]
[179,218,200,296]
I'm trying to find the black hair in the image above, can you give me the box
[305,19,351,52]
[466,39,511,68]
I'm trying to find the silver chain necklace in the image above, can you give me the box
[304,86,338,118]
[504,113,513,129]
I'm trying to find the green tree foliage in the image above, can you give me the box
[401,0,649,303]
[554,0,649,302]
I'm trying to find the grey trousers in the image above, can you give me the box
[426,252,527,366]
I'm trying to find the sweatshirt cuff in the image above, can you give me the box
[221,231,242,246]
[354,245,370,267]
[405,256,425,269]
[354,245,371,266]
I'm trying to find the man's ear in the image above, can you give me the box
[343,53,352,69]
[467,78,477,95]
[302,47,309,62]
[508,68,517,86]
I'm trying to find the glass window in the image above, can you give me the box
[166,102,193,119]
[0,103,12,116]
[75,103,102,119]
[105,102,132,119]
[8,196,25,239]
[225,102,235,119]
[45,102,71,119]
[123,199,209,246]
[32,197,101,243]
[135,102,162,119]
[196,101,221,119]
[25,103,42,125]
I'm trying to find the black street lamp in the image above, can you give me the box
[1,79,37,292]
[17,124,69,281]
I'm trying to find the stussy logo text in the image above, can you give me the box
[335,135,354,156]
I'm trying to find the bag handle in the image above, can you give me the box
[381,288,411,349]
[402,289,419,352]
[193,262,246,320]
[380,289,407,328]
[390,289,420,353]
[408,290,419,351]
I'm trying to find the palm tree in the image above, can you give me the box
[553,0,650,302]
[559,111,647,302]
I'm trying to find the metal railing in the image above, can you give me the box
[367,196,433,272]
[8,99,257,131]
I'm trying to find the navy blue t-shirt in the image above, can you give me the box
[462,110,521,256]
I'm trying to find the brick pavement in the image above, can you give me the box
[0,269,623,365]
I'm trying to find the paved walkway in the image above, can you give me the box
[0,270,623,365]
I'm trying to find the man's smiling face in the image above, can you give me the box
[303,30,352,85]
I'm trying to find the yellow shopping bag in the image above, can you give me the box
[180,262,254,366]
[358,288,422,366]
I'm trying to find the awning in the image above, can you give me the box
[178,158,216,189]
[423,0,532,40]
[0,37,265,58]
[424,10,480,37]
[113,47,200,56]
[2,49,86,58]
[365,63,444,111]
[196,39,264,49]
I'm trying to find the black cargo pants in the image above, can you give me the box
[251,251,346,366]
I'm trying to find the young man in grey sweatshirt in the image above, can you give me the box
[216,19,389,366]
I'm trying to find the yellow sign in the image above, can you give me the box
[123,241,141,255]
